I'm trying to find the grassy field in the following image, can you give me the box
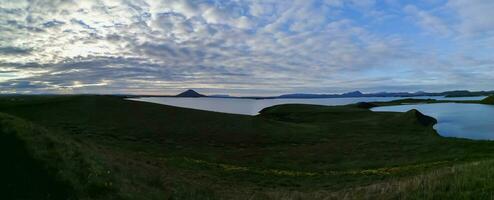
[2,95,494,199]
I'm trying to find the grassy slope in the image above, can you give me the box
[1,95,494,199]
[0,114,72,200]
[0,113,121,200]
[481,95,494,104]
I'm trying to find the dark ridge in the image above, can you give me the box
[355,102,377,109]
[480,95,494,105]
[401,109,437,126]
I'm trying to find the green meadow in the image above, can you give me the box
[2,95,494,199]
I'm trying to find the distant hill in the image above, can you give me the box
[277,91,442,99]
[173,89,494,99]
[443,90,494,97]
[176,89,206,97]
[341,91,363,97]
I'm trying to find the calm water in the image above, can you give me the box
[128,96,485,115]
[372,103,494,140]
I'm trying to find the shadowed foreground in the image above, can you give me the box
[1,95,494,199]
[0,116,72,199]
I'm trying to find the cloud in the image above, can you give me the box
[0,46,32,55]
[404,4,451,36]
[447,0,494,36]
[0,0,493,95]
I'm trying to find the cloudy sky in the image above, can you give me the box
[1,0,493,95]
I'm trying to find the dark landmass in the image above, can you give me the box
[480,95,494,105]
[176,89,206,97]
[277,90,494,99]
[399,109,438,126]
[1,95,494,199]
[355,102,377,109]
[443,90,494,97]
[276,90,434,99]
[117,89,494,100]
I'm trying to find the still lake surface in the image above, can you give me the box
[129,96,484,115]
[129,96,492,140]
[372,103,494,140]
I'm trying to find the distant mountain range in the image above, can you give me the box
[278,91,435,98]
[441,90,494,97]
[172,89,494,99]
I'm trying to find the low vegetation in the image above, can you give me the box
[1,95,494,199]
[480,95,494,105]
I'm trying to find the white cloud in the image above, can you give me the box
[404,4,452,36]
[448,0,494,36]
[0,0,493,94]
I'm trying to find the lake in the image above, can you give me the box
[128,96,485,115]
[372,103,494,140]
[129,96,491,140]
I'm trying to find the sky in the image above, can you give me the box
[1,0,494,96]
